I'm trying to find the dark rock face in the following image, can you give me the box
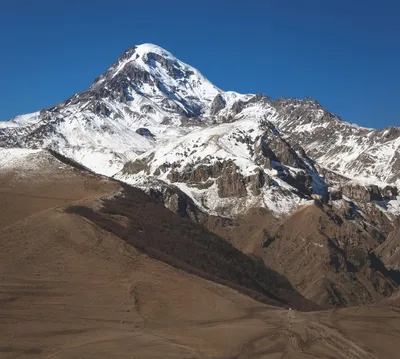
[168,162,223,183]
[136,128,155,138]
[342,183,398,202]
[210,94,226,115]
[122,160,148,175]
[383,186,398,200]
[122,153,155,175]
[259,133,304,169]
[252,122,325,199]
[328,187,343,201]
[295,171,313,188]
[244,169,270,196]
[168,160,269,198]
[217,161,247,198]
[94,102,111,116]
[256,120,316,173]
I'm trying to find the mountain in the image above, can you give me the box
[1,44,399,217]
[1,43,400,307]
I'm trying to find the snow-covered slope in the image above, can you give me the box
[271,98,400,186]
[116,103,320,216]
[0,44,248,176]
[0,43,399,217]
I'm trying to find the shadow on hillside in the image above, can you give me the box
[66,184,319,311]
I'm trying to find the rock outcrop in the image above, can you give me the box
[328,187,342,201]
[217,161,247,198]
[342,183,398,202]
[136,128,155,138]
[210,94,226,115]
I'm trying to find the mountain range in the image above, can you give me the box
[1,43,400,309]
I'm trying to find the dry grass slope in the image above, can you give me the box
[1,150,400,358]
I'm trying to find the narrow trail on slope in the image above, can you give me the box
[279,310,378,359]
[227,307,381,359]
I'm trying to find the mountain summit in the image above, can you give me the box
[89,43,221,118]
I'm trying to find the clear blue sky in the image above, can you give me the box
[1,0,399,128]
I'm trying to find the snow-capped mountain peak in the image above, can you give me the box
[88,43,221,118]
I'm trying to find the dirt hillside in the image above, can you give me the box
[1,150,400,358]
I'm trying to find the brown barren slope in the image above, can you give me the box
[1,150,400,358]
